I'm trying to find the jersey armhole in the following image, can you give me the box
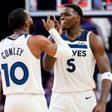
[87,31,92,49]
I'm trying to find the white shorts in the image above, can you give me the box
[49,90,97,112]
[4,94,48,112]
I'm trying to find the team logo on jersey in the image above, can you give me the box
[72,50,86,57]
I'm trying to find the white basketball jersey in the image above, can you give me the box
[0,34,44,95]
[53,31,96,92]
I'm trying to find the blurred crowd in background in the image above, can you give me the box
[0,0,112,112]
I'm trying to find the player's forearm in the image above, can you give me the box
[49,28,73,57]
[99,79,111,103]
[43,53,56,71]
[49,28,66,45]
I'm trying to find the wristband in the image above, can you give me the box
[100,72,112,82]
[49,28,73,57]
[49,28,66,46]
[53,45,67,58]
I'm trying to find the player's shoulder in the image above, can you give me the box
[30,35,47,41]
[0,37,7,45]
[89,31,104,51]
[89,31,103,43]
[89,31,97,38]
[83,29,102,44]
[28,34,49,46]
[77,29,91,42]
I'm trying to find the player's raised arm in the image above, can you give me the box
[42,17,62,71]
[42,15,73,58]
[30,34,70,59]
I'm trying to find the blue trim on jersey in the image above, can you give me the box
[24,33,29,38]
[7,33,28,40]
[80,30,89,41]
[61,30,89,42]
[61,32,69,41]
[68,44,87,49]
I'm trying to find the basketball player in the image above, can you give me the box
[0,8,72,112]
[43,4,112,112]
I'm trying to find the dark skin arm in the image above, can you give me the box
[27,35,58,59]
[43,54,56,71]
[27,15,59,59]
[42,36,57,71]
[42,18,62,71]
[90,32,112,112]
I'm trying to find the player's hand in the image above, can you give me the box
[92,101,106,112]
[42,15,55,31]
[55,20,62,35]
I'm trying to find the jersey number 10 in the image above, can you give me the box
[1,61,29,87]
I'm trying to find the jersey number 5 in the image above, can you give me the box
[1,61,29,87]
[66,58,76,72]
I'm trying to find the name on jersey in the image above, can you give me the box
[72,50,86,57]
[1,47,24,59]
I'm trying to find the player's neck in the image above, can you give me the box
[66,26,82,40]
[9,29,29,39]
[14,29,29,35]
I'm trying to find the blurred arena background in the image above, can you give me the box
[0,0,112,111]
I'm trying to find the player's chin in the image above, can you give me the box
[62,24,69,29]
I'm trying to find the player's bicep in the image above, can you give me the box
[41,38,57,57]
[90,33,111,73]
[41,35,73,58]
[95,51,110,73]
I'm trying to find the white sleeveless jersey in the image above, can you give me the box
[53,31,96,92]
[0,34,44,95]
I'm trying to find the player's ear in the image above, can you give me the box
[76,15,81,22]
[25,20,30,27]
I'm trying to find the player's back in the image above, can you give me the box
[0,34,44,95]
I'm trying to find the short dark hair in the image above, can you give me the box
[8,8,28,30]
[65,4,83,22]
